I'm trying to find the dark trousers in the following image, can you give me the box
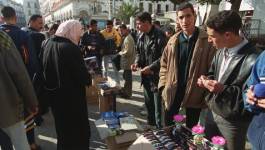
[205,111,249,150]
[143,83,162,128]
[164,98,201,128]
[122,70,132,97]
[0,129,13,150]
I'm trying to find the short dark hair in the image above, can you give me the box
[90,19,97,26]
[136,12,152,24]
[1,6,16,19]
[106,20,113,26]
[206,10,242,35]
[153,21,161,27]
[29,14,42,22]
[119,24,127,29]
[177,2,195,15]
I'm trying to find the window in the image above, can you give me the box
[34,3,38,8]
[157,4,161,13]
[166,5,169,12]
[148,3,152,13]
[139,2,143,11]
[28,2,30,8]
[28,10,31,16]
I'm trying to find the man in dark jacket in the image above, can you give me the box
[80,19,105,74]
[0,6,38,79]
[197,11,260,150]
[131,12,167,128]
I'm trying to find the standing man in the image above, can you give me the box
[80,19,105,74]
[131,12,167,129]
[244,51,265,150]
[0,6,38,79]
[0,30,38,150]
[158,2,216,127]
[101,20,122,86]
[197,10,260,150]
[118,24,136,98]
[22,14,45,150]
[23,14,45,57]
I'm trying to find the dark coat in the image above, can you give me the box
[0,24,39,79]
[135,26,167,87]
[40,36,91,149]
[205,42,260,121]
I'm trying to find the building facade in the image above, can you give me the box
[41,0,176,26]
[23,0,41,23]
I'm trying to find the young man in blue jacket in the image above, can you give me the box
[244,51,265,150]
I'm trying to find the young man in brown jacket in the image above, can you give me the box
[158,2,216,127]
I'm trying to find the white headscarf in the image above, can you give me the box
[55,20,83,45]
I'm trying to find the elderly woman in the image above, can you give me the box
[40,20,91,150]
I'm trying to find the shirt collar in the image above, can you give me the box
[226,38,248,56]
[179,27,198,43]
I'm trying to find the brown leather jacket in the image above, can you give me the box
[158,29,216,110]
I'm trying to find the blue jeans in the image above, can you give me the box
[247,112,265,150]
[2,121,30,150]
[102,54,120,85]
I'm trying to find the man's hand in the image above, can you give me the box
[131,63,138,72]
[141,66,153,75]
[197,75,208,88]
[246,86,265,108]
[198,76,224,93]
[28,106,39,116]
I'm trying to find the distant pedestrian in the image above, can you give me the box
[100,20,122,86]
[118,24,136,98]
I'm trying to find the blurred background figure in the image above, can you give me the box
[118,24,136,98]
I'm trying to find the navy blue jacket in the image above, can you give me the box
[243,51,265,150]
[0,24,39,79]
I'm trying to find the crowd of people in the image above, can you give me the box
[0,2,265,150]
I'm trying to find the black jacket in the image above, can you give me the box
[135,26,167,86]
[205,42,261,121]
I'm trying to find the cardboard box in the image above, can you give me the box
[99,92,115,112]
[86,85,99,104]
[92,74,106,86]
[105,132,137,150]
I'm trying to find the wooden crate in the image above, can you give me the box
[86,85,99,104]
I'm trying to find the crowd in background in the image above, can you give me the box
[1,2,265,150]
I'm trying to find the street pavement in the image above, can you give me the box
[35,69,147,150]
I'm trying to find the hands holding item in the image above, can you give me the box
[246,85,265,109]
[141,66,153,75]
[131,63,138,72]
[197,75,224,93]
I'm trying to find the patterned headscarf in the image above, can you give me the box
[55,20,83,45]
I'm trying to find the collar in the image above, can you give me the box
[179,27,199,43]
[226,38,248,56]
[145,26,155,36]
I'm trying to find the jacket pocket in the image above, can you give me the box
[162,83,177,110]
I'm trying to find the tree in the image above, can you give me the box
[195,0,243,12]
[116,2,139,24]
